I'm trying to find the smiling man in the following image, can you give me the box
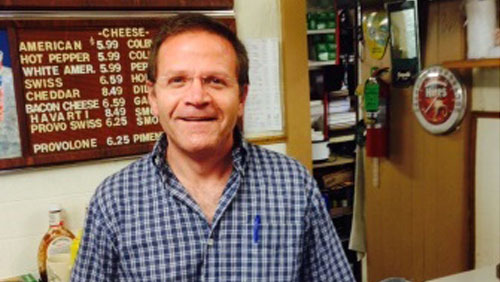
[71,14,354,282]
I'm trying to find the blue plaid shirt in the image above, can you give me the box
[71,133,354,281]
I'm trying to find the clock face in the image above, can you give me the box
[412,66,466,134]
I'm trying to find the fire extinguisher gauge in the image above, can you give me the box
[412,66,467,135]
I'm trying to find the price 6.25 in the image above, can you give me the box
[106,135,130,146]
[105,116,127,127]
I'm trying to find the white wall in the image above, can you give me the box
[0,158,135,278]
[472,68,500,268]
[0,1,285,279]
[474,118,500,268]
[472,68,500,112]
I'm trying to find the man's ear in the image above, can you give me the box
[238,84,249,117]
[146,80,158,116]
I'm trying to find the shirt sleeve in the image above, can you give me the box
[71,198,118,281]
[300,177,355,282]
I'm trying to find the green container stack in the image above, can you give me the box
[307,11,336,30]
[307,11,337,62]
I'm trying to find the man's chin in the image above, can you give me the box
[180,138,219,153]
[167,131,234,157]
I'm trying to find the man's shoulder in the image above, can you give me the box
[243,143,318,207]
[93,154,155,201]
[245,142,310,178]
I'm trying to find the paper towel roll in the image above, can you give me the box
[466,0,497,59]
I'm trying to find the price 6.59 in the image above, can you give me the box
[100,75,123,85]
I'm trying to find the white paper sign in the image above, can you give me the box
[242,38,283,137]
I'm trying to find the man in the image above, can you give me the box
[72,14,354,281]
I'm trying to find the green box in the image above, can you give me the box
[316,21,327,30]
[326,43,336,52]
[325,34,335,43]
[326,20,336,29]
[327,11,336,21]
[316,43,329,61]
[316,12,328,29]
[307,13,317,30]
[318,12,329,21]
[328,52,336,61]
[316,43,327,52]
[312,34,322,44]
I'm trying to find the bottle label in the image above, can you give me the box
[47,236,73,256]
[48,212,61,227]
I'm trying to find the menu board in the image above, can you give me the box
[0,0,233,9]
[0,17,235,170]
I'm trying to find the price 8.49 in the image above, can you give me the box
[101,86,123,96]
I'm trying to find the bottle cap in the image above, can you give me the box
[49,203,62,212]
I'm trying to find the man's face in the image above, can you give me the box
[148,31,247,156]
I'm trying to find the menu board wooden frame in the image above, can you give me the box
[0,12,235,170]
[0,0,233,10]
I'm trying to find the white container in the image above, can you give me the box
[466,0,497,58]
[312,140,330,161]
[311,130,329,161]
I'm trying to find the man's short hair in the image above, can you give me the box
[147,13,249,92]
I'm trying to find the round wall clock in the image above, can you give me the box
[412,66,466,134]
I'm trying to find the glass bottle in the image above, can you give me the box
[37,204,75,282]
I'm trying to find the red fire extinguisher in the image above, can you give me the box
[364,67,390,158]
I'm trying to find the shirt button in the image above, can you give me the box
[207,238,214,246]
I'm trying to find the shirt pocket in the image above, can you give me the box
[238,222,302,280]
[246,222,302,256]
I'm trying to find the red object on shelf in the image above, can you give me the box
[366,127,388,157]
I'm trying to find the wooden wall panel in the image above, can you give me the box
[363,1,471,281]
[420,2,470,279]
[280,0,312,171]
[364,88,416,279]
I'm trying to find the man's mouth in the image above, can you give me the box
[179,117,217,122]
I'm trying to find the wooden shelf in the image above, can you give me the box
[330,206,353,219]
[313,155,355,169]
[329,134,355,144]
[329,89,350,97]
[307,28,336,35]
[247,135,286,145]
[442,58,500,69]
[308,60,337,68]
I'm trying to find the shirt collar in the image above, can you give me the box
[150,129,248,175]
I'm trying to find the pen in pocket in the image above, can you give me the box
[253,215,261,244]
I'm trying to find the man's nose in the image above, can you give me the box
[185,78,211,106]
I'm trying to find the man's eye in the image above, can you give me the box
[169,77,186,86]
[205,77,225,87]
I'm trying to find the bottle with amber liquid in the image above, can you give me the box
[38,204,75,282]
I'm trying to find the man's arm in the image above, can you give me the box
[71,199,118,281]
[301,177,355,282]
